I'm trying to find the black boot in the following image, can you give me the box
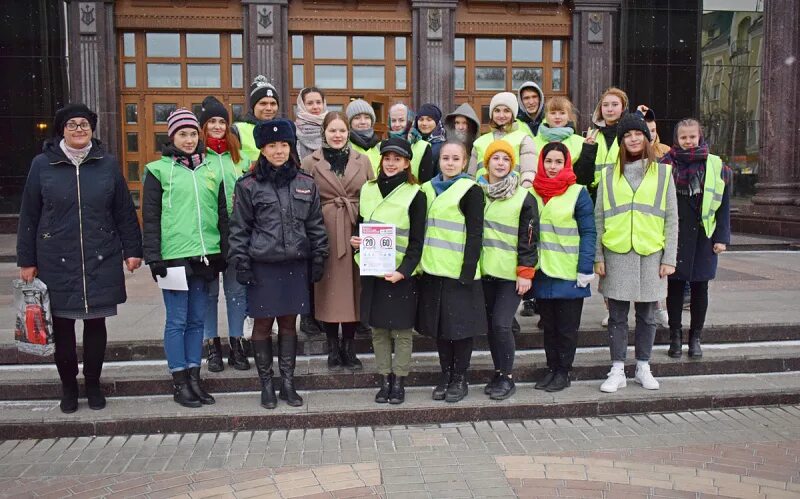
[252,339,277,409]
[545,370,571,392]
[206,338,224,372]
[389,376,406,404]
[327,336,343,371]
[375,374,392,404]
[340,339,363,371]
[688,329,703,358]
[278,335,303,407]
[489,374,516,400]
[520,299,537,317]
[172,370,201,408]
[445,373,468,403]
[668,328,682,358]
[484,371,501,395]
[432,370,451,401]
[60,378,79,413]
[299,315,324,336]
[228,337,251,370]
[187,366,215,405]
[534,370,556,390]
[85,378,106,410]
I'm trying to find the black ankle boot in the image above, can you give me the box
[445,373,468,403]
[327,336,343,371]
[228,337,251,370]
[278,335,303,407]
[389,376,406,404]
[187,366,215,405]
[252,339,277,409]
[375,374,392,404]
[85,378,106,410]
[60,378,79,413]
[172,370,201,408]
[688,329,703,358]
[668,328,682,358]
[520,299,536,317]
[206,338,224,372]
[545,370,571,392]
[484,371,501,395]
[490,374,516,400]
[432,370,451,400]
[340,339,363,371]
[534,370,556,390]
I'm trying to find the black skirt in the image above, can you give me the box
[246,260,310,318]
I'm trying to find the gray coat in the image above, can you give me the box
[595,160,678,303]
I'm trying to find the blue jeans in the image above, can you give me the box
[162,275,209,372]
[204,266,247,339]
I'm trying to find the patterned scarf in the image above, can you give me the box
[478,171,519,200]
[663,141,709,196]
[162,143,205,170]
[295,93,328,155]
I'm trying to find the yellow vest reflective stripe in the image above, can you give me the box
[473,129,527,177]
[593,132,620,188]
[409,140,430,179]
[235,122,260,162]
[420,178,480,280]
[601,162,672,256]
[351,142,382,173]
[480,187,528,281]
[531,184,583,280]
[533,132,584,164]
[356,181,421,275]
[701,154,725,238]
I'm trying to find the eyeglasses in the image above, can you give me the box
[65,121,91,131]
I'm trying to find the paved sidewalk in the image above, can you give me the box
[1,405,799,498]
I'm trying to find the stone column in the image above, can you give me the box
[752,0,800,207]
[569,0,622,132]
[64,0,119,155]
[241,0,289,116]
[411,0,457,111]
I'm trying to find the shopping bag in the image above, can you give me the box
[12,278,55,356]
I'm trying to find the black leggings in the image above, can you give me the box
[252,315,297,341]
[482,279,520,373]
[52,317,107,383]
[436,338,474,375]
[323,321,358,340]
[666,280,709,331]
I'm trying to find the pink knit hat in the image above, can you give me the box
[167,108,200,137]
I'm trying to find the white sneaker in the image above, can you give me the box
[601,315,609,327]
[655,309,669,328]
[634,364,660,390]
[600,367,627,393]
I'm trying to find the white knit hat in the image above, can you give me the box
[345,99,376,126]
[489,92,519,119]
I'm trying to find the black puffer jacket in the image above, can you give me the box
[16,138,142,313]
[228,158,329,269]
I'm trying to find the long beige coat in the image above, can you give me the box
[301,148,374,323]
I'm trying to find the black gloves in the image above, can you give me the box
[311,257,325,283]
[149,261,168,282]
[236,267,256,286]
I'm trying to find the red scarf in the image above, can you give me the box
[532,148,577,204]
[206,136,228,155]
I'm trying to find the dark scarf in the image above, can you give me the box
[206,136,228,155]
[378,170,409,198]
[599,122,619,146]
[349,129,380,150]
[664,141,710,196]
[255,155,298,187]
[162,142,205,170]
[323,147,350,177]
[430,172,470,196]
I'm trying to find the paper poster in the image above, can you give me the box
[157,266,189,291]
[359,224,396,276]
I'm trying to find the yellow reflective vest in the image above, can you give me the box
[531,184,583,280]
[592,132,619,188]
[533,131,584,165]
[409,140,430,179]
[420,178,481,280]
[234,122,260,162]
[351,142,382,173]
[601,162,672,256]
[701,154,725,238]
[480,187,528,281]
[472,128,527,177]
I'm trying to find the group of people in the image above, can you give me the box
[16,74,730,413]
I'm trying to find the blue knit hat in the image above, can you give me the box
[416,103,442,122]
[254,119,296,149]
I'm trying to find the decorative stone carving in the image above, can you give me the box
[79,2,96,34]
[427,9,442,40]
[256,5,274,36]
[588,13,603,43]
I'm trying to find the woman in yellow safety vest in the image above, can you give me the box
[594,114,678,394]
[661,118,731,360]
[351,137,427,405]
[468,92,537,187]
[531,142,597,392]
[477,140,538,400]
[345,99,382,170]
[417,141,487,403]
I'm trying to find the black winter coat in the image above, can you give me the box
[417,184,488,340]
[228,161,329,269]
[17,139,142,313]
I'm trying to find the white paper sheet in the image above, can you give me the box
[157,266,189,291]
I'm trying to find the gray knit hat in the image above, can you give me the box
[345,99,376,126]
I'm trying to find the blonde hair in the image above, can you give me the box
[545,96,577,125]
[598,87,629,110]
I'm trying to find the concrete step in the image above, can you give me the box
[2,341,798,400]
[2,371,799,440]
[3,322,798,364]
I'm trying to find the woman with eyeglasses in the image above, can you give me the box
[17,103,143,413]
